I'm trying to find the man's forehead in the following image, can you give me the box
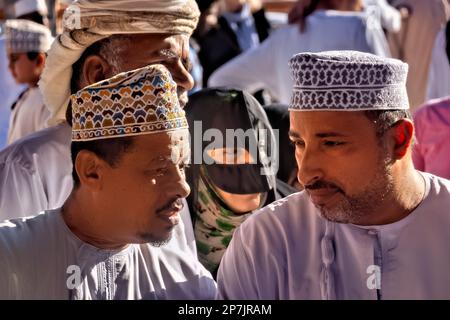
[132,130,189,165]
[289,111,372,135]
[134,33,187,54]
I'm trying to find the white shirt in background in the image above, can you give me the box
[7,86,50,145]
[208,10,391,104]
[426,27,450,101]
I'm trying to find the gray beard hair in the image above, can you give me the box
[138,231,173,247]
[318,154,395,224]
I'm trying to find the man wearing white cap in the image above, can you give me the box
[218,50,450,299]
[0,0,199,226]
[14,0,49,26]
[0,64,217,299]
[4,19,52,145]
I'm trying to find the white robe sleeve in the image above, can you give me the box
[217,224,261,299]
[208,30,281,100]
[426,28,450,101]
[0,156,47,221]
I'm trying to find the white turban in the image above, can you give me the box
[4,19,53,54]
[39,0,200,126]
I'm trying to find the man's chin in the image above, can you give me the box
[317,203,354,224]
[138,231,173,247]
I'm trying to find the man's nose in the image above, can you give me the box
[296,148,324,187]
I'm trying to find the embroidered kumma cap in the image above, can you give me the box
[71,64,188,141]
[289,50,409,111]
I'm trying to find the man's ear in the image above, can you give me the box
[389,119,414,159]
[81,55,110,87]
[36,53,46,69]
[75,150,107,191]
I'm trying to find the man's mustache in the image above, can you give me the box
[156,198,184,215]
[304,180,344,193]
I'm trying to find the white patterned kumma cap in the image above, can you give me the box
[3,19,53,54]
[289,51,409,111]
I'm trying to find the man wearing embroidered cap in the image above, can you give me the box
[0,65,217,299]
[3,19,53,145]
[218,50,450,299]
[0,0,199,223]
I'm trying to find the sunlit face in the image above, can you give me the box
[106,33,194,107]
[207,147,263,214]
[289,111,394,224]
[8,52,43,84]
[99,130,191,245]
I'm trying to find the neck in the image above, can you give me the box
[28,79,39,88]
[62,191,129,250]
[318,0,362,12]
[354,168,425,226]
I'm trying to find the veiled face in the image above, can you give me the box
[289,111,394,224]
[207,147,263,214]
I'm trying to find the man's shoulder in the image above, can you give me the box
[0,211,59,246]
[0,124,71,168]
[237,191,322,243]
[0,211,62,266]
[423,172,450,197]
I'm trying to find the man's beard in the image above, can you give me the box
[314,155,394,224]
[138,231,173,247]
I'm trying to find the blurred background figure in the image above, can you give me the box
[195,0,271,86]
[388,0,450,111]
[413,21,450,180]
[208,0,391,105]
[426,20,450,101]
[4,19,52,145]
[0,0,49,149]
[185,88,296,276]
[14,0,49,26]
[263,103,300,191]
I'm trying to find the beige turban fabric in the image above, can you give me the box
[39,0,200,126]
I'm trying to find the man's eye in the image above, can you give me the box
[290,140,305,148]
[323,140,345,147]
[156,167,169,176]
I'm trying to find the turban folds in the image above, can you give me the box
[39,0,199,126]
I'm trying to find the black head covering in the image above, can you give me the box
[185,88,277,197]
[263,104,297,184]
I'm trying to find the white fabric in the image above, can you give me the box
[0,123,73,219]
[363,0,402,32]
[14,0,48,17]
[0,208,216,299]
[39,0,199,126]
[426,28,450,101]
[218,172,450,299]
[0,123,198,256]
[4,19,53,54]
[0,37,26,149]
[7,87,49,145]
[208,10,391,105]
